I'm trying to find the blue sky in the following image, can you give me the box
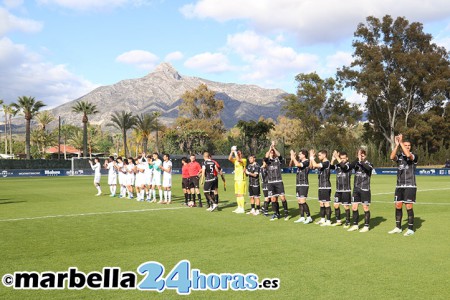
[1,0,450,108]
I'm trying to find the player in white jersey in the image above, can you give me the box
[161,154,172,204]
[144,154,153,201]
[89,157,102,196]
[115,157,127,198]
[135,156,147,202]
[126,157,136,199]
[150,153,163,203]
[104,156,117,197]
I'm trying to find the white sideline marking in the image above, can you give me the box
[1,188,449,223]
[0,206,187,222]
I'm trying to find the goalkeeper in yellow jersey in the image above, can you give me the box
[228,146,247,214]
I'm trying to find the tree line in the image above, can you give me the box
[2,15,449,165]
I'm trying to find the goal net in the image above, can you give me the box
[70,157,109,176]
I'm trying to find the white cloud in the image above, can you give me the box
[164,51,184,62]
[0,37,98,108]
[184,52,233,73]
[345,90,366,105]
[181,0,450,43]
[433,23,450,51]
[323,51,353,75]
[226,31,319,81]
[36,0,152,11]
[3,0,24,9]
[435,36,450,50]
[0,7,43,36]
[115,50,160,70]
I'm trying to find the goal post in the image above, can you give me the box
[70,157,109,176]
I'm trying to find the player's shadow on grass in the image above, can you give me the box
[370,216,387,228]
[218,200,235,210]
[0,199,26,205]
[402,217,424,231]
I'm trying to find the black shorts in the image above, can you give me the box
[352,188,371,205]
[395,187,416,203]
[249,186,261,198]
[182,178,190,189]
[296,186,309,198]
[204,180,215,193]
[334,192,352,205]
[189,176,199,189]
[267,182,285,197]
[318,189,331,202]
[212,177,219,190]
[263,188,269,198]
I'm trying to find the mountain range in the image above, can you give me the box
[50,62,288,128]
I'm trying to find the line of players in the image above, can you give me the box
[88,152,174,204]
[88,134,417,235]
[227,137,417,236]
[225,143,373,233]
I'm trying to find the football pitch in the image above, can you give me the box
[0,174,449,299]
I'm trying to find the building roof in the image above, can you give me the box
[46,145,80,154]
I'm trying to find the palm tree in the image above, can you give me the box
[107,111,136,157]
[60,124,78,159]
[3,104,17,155]
[87,124,100,158]
[35,111,55,131]
[71,101,98,158]
[69,129,84,157]
[112,133,122,155]
[31,129,57,157]
[153,111,162,153]
[12,96,46,159]
[134,113,157,152]
[1,101,6,154]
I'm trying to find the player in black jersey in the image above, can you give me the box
[330,151,353,228]
[245,155,261,216]
[389,134,418,236]
[309,149,332,226]
[200,151,221,212]
[264,141,289,221]
[290,149,313,224]
[350,149,373,233]
[260,160,271,216]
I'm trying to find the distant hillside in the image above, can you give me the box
[49,62,288,128]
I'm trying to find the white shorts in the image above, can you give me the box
[162,174,172,188]
[126,174,135,186]
[94,175,101,184]
[145,172,152,186]
[108,174,117,185]
[135,173,146,187]
[118,173,126,186]
[152,172,161,186]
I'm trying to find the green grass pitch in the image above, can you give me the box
[0,174,449,299]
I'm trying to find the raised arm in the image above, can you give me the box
[290,150,303,167]
[228,151,236,163]
[273,147,280,157]
[398,134,413,159]
[332,150,340,164]
[309,149,321,169]
[390,135,400,160]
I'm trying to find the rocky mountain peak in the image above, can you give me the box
[152,62,182,80]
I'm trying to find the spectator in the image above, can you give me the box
[444,159,450,168]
